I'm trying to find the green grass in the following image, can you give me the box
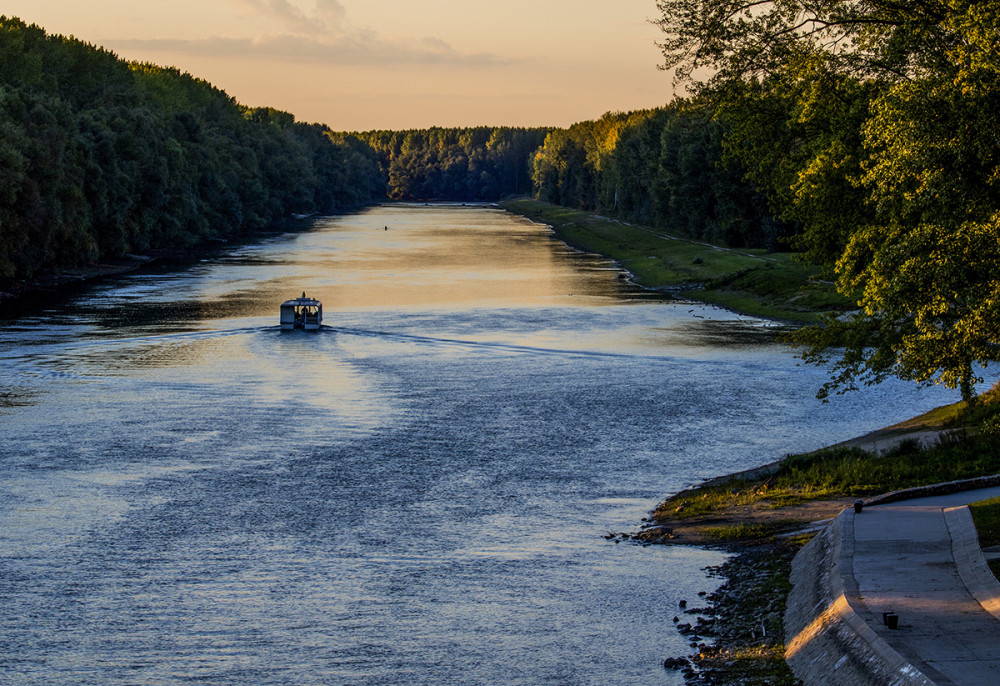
[657,429,1000,522]
[969,495,1000,580]
[969,496,1000,548]
[701,521,807,543]
[656,391,1000,523]
[499,197,851,321]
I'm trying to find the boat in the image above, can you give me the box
[280,292,323,330]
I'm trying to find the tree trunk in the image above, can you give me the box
[960,361,977,404]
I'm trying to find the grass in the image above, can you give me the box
[654,434,1000,520]
[969,496,1000,548]
[656,401,1000,524]
[969,495,1000,579]
[701,521,807,543]
[499,197,851,321]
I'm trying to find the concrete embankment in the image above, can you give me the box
[784,510,935,685]
[785,491,1000,685]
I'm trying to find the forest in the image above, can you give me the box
[0,15,786,287]
[358,127,549,201]
[3,3,998,400]
[0,16,384,283]
[0,14,788,288]
[649,0,1000,399]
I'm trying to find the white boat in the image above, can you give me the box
[280,292,323,330]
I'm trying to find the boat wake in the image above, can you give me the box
[326,325,690,364]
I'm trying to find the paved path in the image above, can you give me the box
[786,486,1000,685]
[850,501,1000,684]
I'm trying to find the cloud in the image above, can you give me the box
[224,0,349,35]
[114,0,506,67]
[111,33,510,67]
[315,0,346,27]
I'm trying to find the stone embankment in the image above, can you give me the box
[784,510,935,685]
[785,489,1000,685]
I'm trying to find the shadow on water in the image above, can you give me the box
[664,318,797,349]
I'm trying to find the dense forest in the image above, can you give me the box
[0,15,789,288]
[529,106,784,250]
[650,0,1000,399]
[3,4,998,400]
[0,16,384,283]
[357,127,549,201]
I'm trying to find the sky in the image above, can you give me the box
[3,0,676,131]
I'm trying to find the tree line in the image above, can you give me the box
[0,16,384,283]
[650,0,1000,399]
[0,15,788,288]
[357,127,549,201]
[529,106,783,250]
[5,7,997,402]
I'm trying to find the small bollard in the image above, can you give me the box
[882,611,894,625]
[886,613,899,629]
[854,499,864,514]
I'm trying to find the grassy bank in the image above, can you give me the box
[499,198,850,321]
[652,390,1000,532]
[499,198,1000,684]
[969,496,1000,579]
[641,394,1000,685]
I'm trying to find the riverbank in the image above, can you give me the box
[498,198,850,322]
[496,197,1000,682]
[0,214,327,314]
[642,394,1000,684]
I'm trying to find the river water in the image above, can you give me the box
[0,204,954,685]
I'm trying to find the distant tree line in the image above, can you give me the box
[1,15,792,288]
[0,17,384,283]
[356,127,550,201]
[352,110,787,250]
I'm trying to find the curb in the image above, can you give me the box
[866,474,1000,507]
[785,509,936,685]
[944,506,1000,620]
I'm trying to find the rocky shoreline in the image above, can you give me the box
[661,541,803,685]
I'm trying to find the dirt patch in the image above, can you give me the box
[626,497,856,547]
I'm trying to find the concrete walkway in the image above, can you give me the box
[786,487,1000,685]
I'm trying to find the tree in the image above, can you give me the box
[655,0,1000,400]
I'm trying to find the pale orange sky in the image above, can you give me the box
[4,0,675,130]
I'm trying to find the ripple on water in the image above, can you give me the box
[0,204,959,685]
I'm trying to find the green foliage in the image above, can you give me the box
[969,495,1000,549]
[0,17,385,284]
[528,106,784,250]
[701,521,799,542]
[654,0,1000,400]
[662,432,1000,521]
[501,198,848,320]
[356,126,548,201]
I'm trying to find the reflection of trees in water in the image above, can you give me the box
[676,319,791,349]
[0,387,37,410]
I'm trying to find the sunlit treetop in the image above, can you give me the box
[653,0,985,86]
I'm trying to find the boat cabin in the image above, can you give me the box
[280,292,323,330]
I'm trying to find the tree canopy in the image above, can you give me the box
[0,16,384,283]
[656,0,1000,399]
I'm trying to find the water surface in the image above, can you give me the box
[0,204,954,684]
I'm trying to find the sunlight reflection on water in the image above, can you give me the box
[0,204,957,685]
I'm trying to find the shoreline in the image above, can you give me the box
[647,416,1000,684]
[498,197,851,323]
[0,212,340,313]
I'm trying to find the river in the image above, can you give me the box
[0,204,954,685]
